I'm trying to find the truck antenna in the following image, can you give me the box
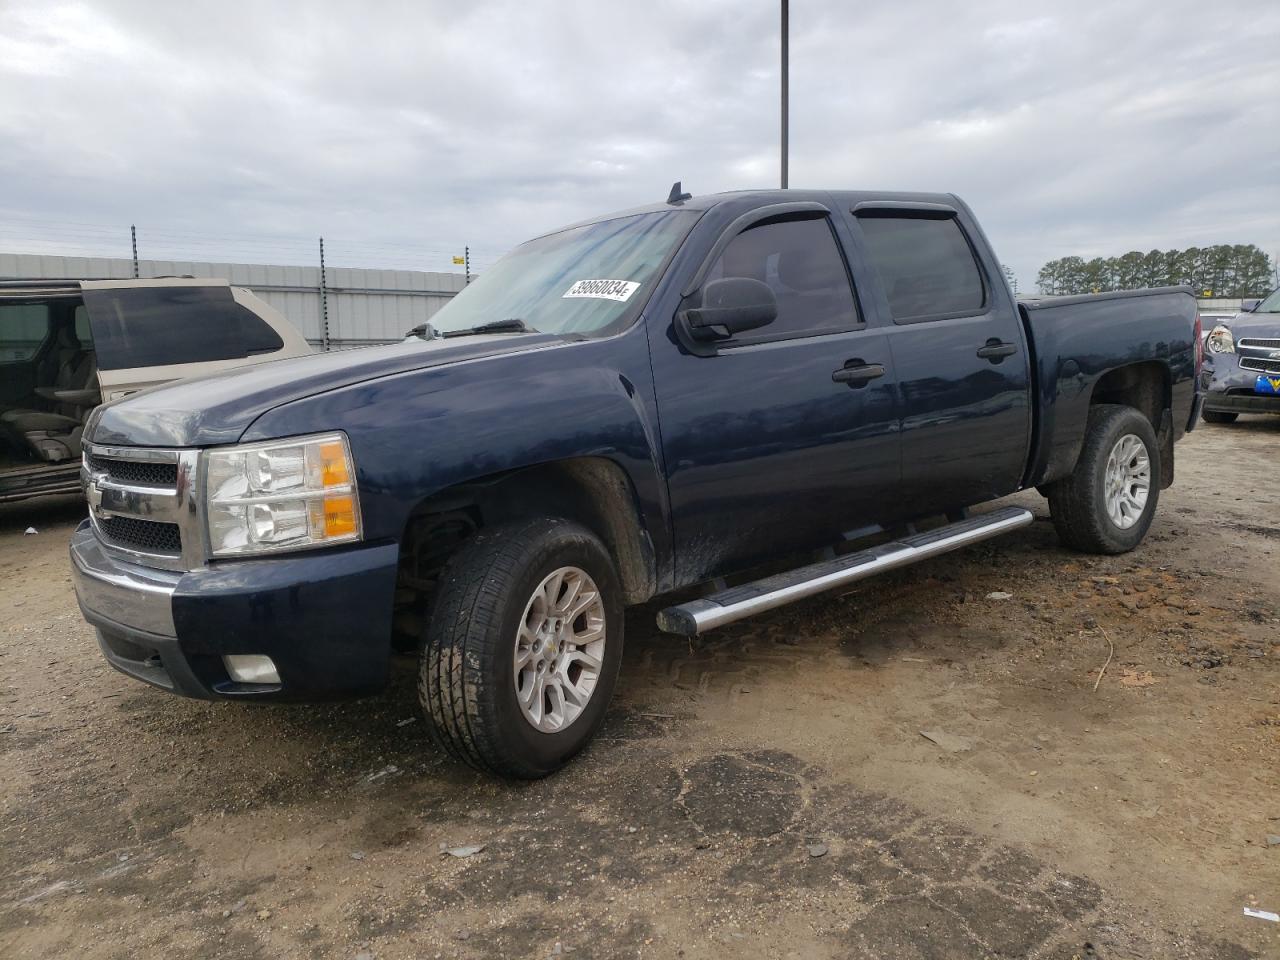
[666,181,692,205]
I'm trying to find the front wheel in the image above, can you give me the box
[1047,404,1160,555]
[418,517,624,778]
[1201,409,1237,424]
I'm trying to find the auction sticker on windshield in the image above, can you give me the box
[562,279,640,302]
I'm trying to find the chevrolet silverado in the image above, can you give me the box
[69,187,1202,777]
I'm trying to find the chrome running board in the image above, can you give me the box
[657,506,1034,636]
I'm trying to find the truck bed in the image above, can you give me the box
[1018,285,1200,489]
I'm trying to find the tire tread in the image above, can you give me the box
[418,517,615,778]
[1047,403,1159,555]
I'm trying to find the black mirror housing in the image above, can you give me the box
[681,277,778,341]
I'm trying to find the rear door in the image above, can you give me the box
[650,202,902,585]
[82,281,300,400]
[844,203,1031,514]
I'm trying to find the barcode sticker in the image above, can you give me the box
[562,279,640,302]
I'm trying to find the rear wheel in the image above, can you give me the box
[1201,409,1238,424]
[1047,404,1160,555]
[418,517,623,778]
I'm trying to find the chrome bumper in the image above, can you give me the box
[69,522,180,637]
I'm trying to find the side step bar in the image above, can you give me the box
[657,506,1034,636]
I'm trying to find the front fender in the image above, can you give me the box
[242,326,671,586]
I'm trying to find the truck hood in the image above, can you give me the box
[90,333,563,448]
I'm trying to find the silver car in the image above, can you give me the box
[0,278,311,501]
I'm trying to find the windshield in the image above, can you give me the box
[1255,289,1280,313]
[428,210,696,337]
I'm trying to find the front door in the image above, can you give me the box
[650,208,902,586]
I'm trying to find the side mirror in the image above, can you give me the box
[1240,299,1261,314]
[680,277,778,341]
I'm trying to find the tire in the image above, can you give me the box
[418,517,624,779]
[1047,404,1161,555]
[1201,409,1237,424]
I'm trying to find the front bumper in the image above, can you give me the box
[1202,391,1280,414]
[1202,351,1280,416]
[70,521,401,701]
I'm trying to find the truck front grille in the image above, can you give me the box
[86,454,179,487]
[83,443,202,570]
[98,515,183,555]
[1238,338,1280,350]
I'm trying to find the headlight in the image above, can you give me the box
[1205,324,1235,354]
[204,432,362,557]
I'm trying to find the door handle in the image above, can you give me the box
[976,339,1017,362]
[832,361,886,386]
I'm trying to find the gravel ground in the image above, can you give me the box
[2,416,1279,959]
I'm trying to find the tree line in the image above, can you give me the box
[1036,244,1275,297]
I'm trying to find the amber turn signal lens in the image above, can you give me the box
[319,440,351,487]
[323,495,357,538]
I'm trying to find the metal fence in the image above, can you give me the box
[0,252,469,350]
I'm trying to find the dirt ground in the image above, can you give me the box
[2,418,1278,960]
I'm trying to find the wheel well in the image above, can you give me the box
[392,458,657,648]
[1089,362,1168,425]
[1089,361,1174,487]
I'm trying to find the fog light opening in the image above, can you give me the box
[223,654,281,685]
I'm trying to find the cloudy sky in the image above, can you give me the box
[1,0,1278,289]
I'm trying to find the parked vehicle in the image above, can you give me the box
[69,188,1201,777]
[0,278,311,502]
[1201,289,1280,422]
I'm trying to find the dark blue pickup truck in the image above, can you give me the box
[70,188,1202,777]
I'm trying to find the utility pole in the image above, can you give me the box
[780,0,789,189]
[130,224,139,278]
[319,237,331,352]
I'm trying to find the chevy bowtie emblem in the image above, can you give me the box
[85,472,108,517]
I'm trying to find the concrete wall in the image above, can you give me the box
[0,252,469,349]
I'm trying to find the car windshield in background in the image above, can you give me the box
[428,210,696,338]
[1255,290,1280,312]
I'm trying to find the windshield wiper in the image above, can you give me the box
[404,322,441,341]
[442,318,538,338]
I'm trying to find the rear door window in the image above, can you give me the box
[0,303,53,362]
[856,214,986,322]
[83,286,283,370]
[704,215,860,343]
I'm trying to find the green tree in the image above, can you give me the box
[1139,249,1167,288]
[1037,244,1273,296]
[1036,260,1061,295]
[1002,263,1018,295]
[1115,251,1144,290]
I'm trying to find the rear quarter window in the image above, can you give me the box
[857,214,987,322]
[83,286,283,370]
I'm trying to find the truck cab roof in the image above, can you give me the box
[547,188,967,238]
